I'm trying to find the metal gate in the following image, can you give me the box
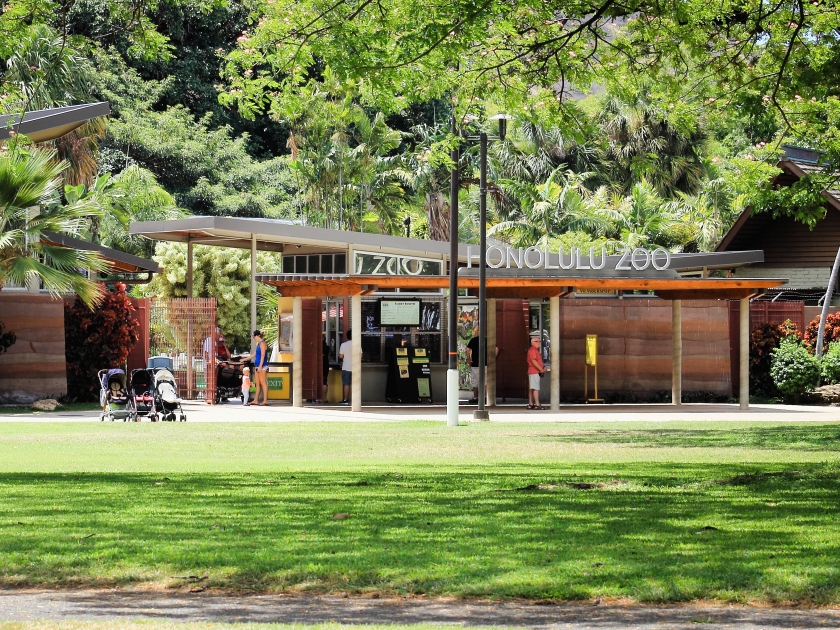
[149,298,217,401]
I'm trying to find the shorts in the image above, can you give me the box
[470,366,482,388]
[342,370,352,386]
[529,373,541,390]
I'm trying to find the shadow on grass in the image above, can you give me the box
[538,424,840,451]
[0,464,838,603]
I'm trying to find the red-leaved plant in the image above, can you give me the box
[64,283,140,401]
[804,312,840,351]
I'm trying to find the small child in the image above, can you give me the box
[242,367,252,406]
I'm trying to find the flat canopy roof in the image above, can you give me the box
[0,102,111,143]
[131,215,766,272]
[257,270,786,300]
[42,231,159,274]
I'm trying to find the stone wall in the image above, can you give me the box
[0,293,67,403]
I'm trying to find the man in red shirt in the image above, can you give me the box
[527,335,546,409]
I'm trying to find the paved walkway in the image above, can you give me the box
[2,400,840,423]
[2,591,840,629]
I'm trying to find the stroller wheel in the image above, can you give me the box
[99,412,105,421]
[181,414,187,422]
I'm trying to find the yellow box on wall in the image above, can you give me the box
[267,367,291,400]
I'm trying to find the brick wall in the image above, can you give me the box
[734,265,830,289]
[0,294,67,403]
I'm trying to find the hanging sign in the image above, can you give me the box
[353,250,443,276]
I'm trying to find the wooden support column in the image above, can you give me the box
[672,299,682,406]
[293,296,303,408]
[550,295,560,411]
[186,239,193,298]
[351,293,362,412]
[486,298,497,407]
[740,297,749,410]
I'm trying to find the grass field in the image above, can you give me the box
[0,420,838,603]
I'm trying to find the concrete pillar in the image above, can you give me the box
[550,295,560,411]
[740,297,749,410]
[186,239,193,298]
[292,296,303,407]
[250,233,257,346]
[486,298,497,407]
[672,299,682,406]
[351,293,362,412]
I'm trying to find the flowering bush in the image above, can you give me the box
[770,337,820,403]
[750,320,799,396]
[804,312,840,351]
[64,283,140,401]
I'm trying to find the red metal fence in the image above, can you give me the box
[149,298,217,401]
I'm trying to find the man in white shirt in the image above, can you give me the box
[338,330,354,405]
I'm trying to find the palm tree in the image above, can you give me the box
[0,145,106,306]
[4,24,104,188]
[595,91,708,198]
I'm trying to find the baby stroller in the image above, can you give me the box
[215,355,251,404]
[154,368,186,421]
[99,368,136,422]
[130,369,157,421]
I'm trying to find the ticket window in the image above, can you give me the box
[323,300,345,367]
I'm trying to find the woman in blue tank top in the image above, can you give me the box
[246,329,268,406]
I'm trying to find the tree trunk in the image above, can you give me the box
[425,191,450,242]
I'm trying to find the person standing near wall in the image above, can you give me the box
[527,334,546,409]
[466,327,498,404]
[244,329,268,406]
[339,330,353,405]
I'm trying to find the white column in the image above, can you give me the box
[351,293,362,412]
[186,239,193,298]
[486,298,497,407]
[550,295,560,411]
[672,299,682,406]
[292,296,303,408]
[740,297,749,410]
[250,233,257,344]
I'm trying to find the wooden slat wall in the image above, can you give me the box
[0,294,67,402]
[722,209,840,266]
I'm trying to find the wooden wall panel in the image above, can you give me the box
[301,298,322,401]
[557,298,731,400]
[495,300,529,399]
[0,294,67,402]
[127,298,150,372]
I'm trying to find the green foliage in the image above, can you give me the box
[64,283,140,401]
[145,242,282,351]
[0,143,108,306]
[750,320,801,397]
[0,321,15,355]
[770,337,820,403]
[819,342,840,385]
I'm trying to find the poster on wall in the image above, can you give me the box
[380,300,421,326]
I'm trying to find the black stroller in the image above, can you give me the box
[98,368,136,422]
[215,354,253,404]
[130,369,157,421]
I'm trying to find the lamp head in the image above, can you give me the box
[489,113,513,141]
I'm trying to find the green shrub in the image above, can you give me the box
[750,320,800,396]
[770,337,820,402]
[820,342,840,384]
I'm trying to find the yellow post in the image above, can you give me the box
[585,334,603,403]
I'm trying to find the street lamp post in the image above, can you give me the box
[447,116,461,427]
[474,114,511,422]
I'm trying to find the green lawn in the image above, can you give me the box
[0,420,838,603]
